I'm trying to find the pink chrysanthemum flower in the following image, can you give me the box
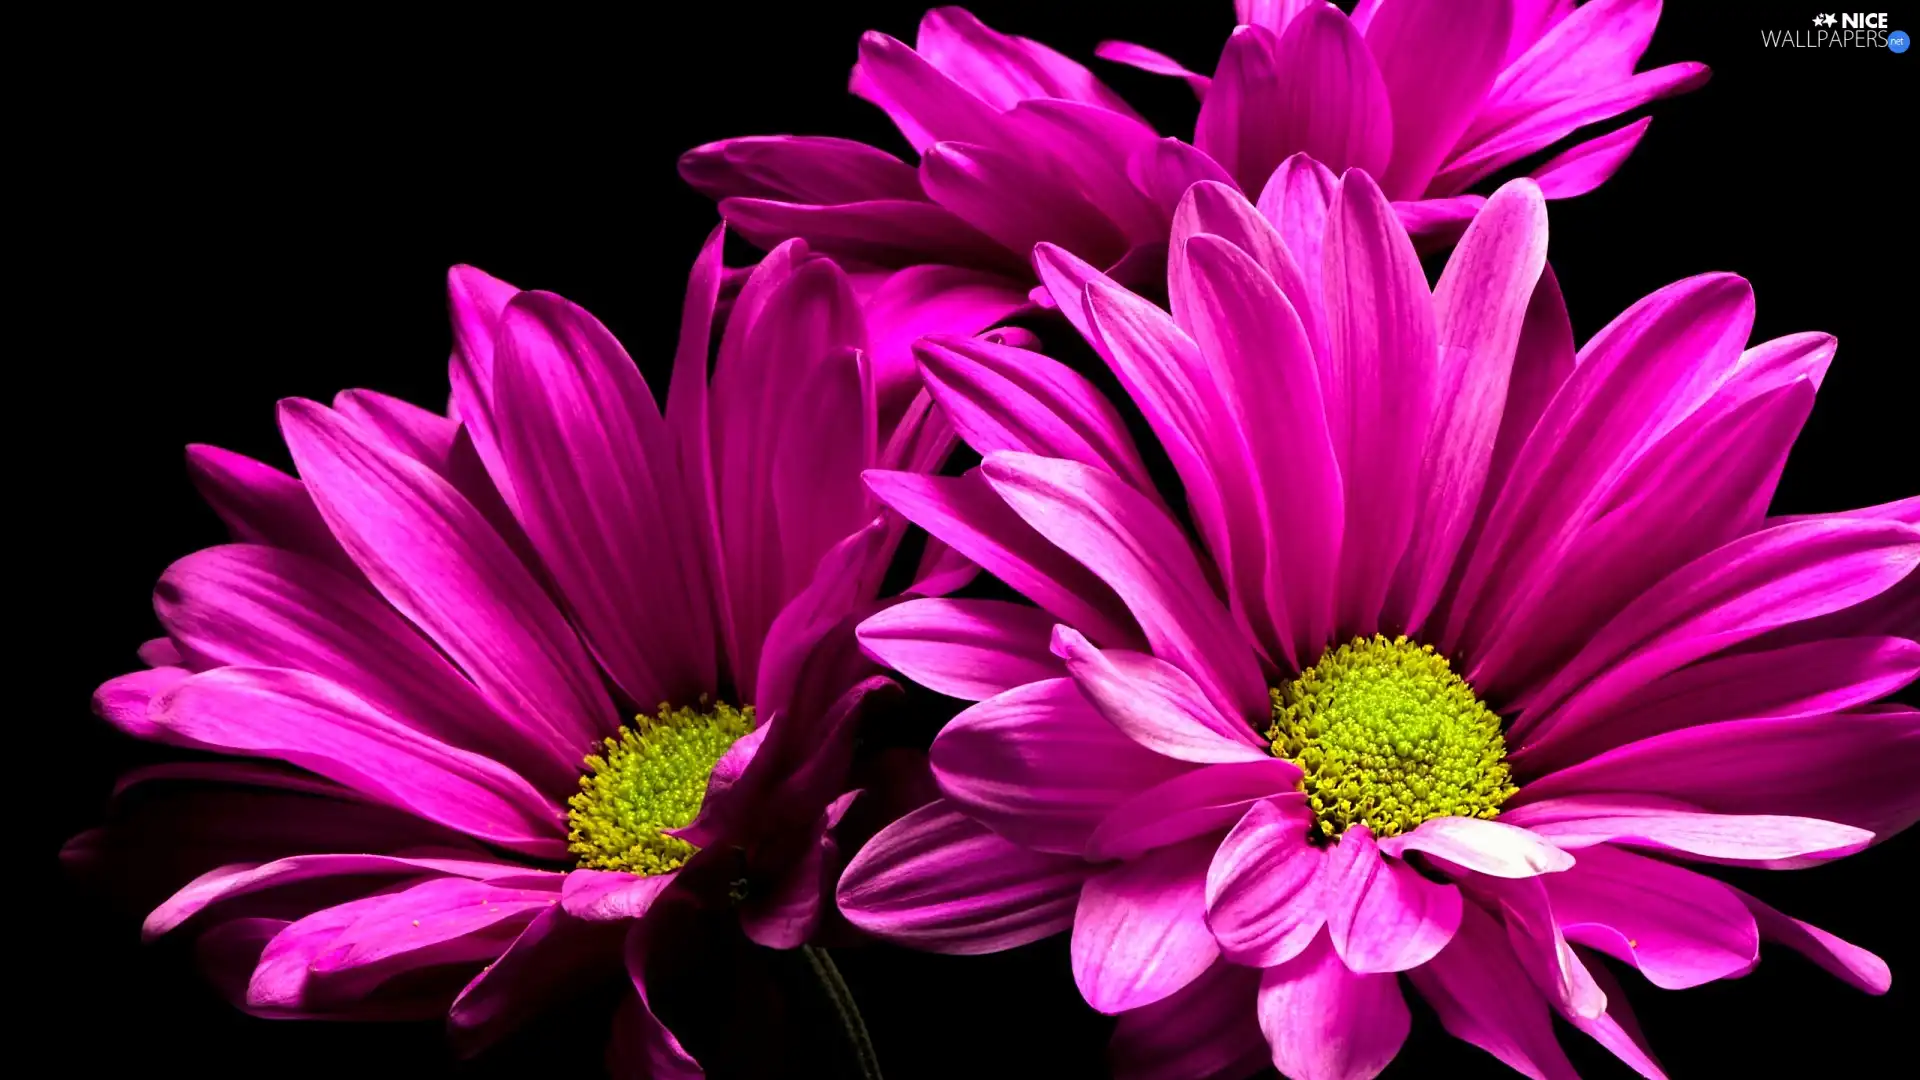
[64,230,997,1076]
[683,2,1705,295]
[836,163,1917,1079]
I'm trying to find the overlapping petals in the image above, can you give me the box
[686,1,1705,322]
[68,229,1015,1074]
[839,164,1915,1079]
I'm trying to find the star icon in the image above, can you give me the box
[1823,13,1839,26]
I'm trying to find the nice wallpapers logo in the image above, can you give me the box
[1761,12,1908,48]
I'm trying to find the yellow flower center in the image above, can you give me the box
[566,700,753,875]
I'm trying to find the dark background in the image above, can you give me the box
[28,2,1914,1077]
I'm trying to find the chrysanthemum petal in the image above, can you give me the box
[1407,903,1580,1080]
[1516,708,1920,840]
[1447,272,1756,665]
[1259,932,1411,1080]
[720,195,1015,273]
[1323,169,1438,635]
[983,451,1269,720]
[1052,626,1268,763]
[1521,636,1920,771]
[863,469,1138,646]
[1072,837,1220,1013]
[931,678,1187,853]
[1479,379,1816,700]
[863,269,1029,417]
[152,667,565,857]
[1092,761,1302,863]
[279,398,614,757]
[185,444,351,573]
[914,334,1158,491]
[1205,796,1327,967]
[851,29,1003,153]
[679,135,925,204]
[857,597,1061,701]
[837,799,1090,954]
[1364,0,1511,199]
[1324,826,1462,973]
[1540,844,1757,988]
[922,139,1130,270]
[1375,816,1574,878]
[1501,797,1873,868]
[1176,227,1344,665]
[1389,178,1548,633]
[1519,519,1920,738]
[1109,958,1265,1080]
[1727,885,1892,995]
[1529,117,1651,199]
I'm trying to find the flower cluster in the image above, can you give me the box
[69,5,1913,1080]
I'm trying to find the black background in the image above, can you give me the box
[28,2,1915,1077]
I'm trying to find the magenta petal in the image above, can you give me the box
[1254,153,1339,304]
[1407,903,1580,1080]
[185,444,350,573]
[1108,958,1265,1080]
[1515,708,1920,840]
[1175,228,1344,665]
[1439,63,1709,195]
[445,265,521,513]
[983,451,1268,722]
[92,665,189,743]
[560,869,675,923]
[1727,884,1892,995]
[1520,519,1920,739]
[1521,635,1920,772]
[492,291,716,711]
[863,468,1138,646]
[851,29,1002,152]
[914,334,1158,492]
[1094,40,1212,99]
[837,799,1089,954]
[931,678,1186,854]
[1364,0,1511,199]
[618,921,703,1078]
[1446,272,1756,662]
[719,195,1016,272]
[146,853,553,940]
[1322,169,1438,635]
[922,139,1130,270]
[155,543,572,792]
[912,6,1142,119]
[1092,761,1303,863]
[1259,932,1411,1080]
[279,398,614,759]
[1487,876,1608,1021]
[857,597,1061,701]
[1125,138,1238,221]
[1530,117,1652,199]
[862,268,1029,419]
[1205,797,1327,967]
[153,667,565,858]
[1002,98,1166,245]
[1323,826,1462,973]
[1375,816,1573,878]
[1565,951,1667,1080]
[1479,378,1818,707]
[1500,797,1874,869]
[1388,179,1548,634]
[1072,837,1220,1014]
[679,134,924,204]
[449,903,626,1058]
[1052,626,1268,764]
[1541,844,1758,989]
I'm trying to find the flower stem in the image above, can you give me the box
[802,944,883,1080]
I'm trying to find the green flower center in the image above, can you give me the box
[1268,635,1516,842]
[567,700,754,875]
